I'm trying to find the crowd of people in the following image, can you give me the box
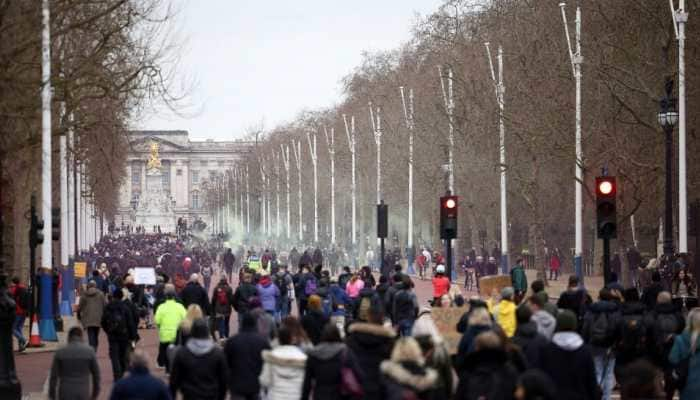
[8,232,700,400]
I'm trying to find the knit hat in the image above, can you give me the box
[556,310,577,332]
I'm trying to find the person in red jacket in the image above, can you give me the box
[431,265,450,306]
[9,277,29,351]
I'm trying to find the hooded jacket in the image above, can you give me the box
[380,360,439,400]
[455,348,518,400]
[257,275,280,312]
[645,301,685,368]
[48,339,100,400]
[345,322,396,400]
[540,332,598,400]
[78,286,105,328]
[531,309,556,340]
[582,300,621,350]
[170,338,228,400]
[512,321,549,369]
[109,366,170,400]
[301,342,363,400]
[259,345,308,400]
[493,299,517,337]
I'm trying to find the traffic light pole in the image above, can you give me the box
[445,238,453,283]
[603,236,611,286]
[28,195,39,347]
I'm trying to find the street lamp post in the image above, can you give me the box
[657,78,679,258]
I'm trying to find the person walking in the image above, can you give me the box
[259,325,308,400]
[256,274,280,316]
[223,248,235,284]
[669,308,700,400]
[510,258,528,303]
[273,265,293,321]
[380,337,439,400]
[48,327,100,400]
[102,288,138,381]
[211,277,234,340]
[512,304,549,369]
[392,277,418,336]
[155,284,187,372]
[455,331,519,400]
[224,312,271,400]
[492,287,518,338]
[78,280,106,351]
[233,272,258,326]
[109,351,171,400]
[431,265,450,306]
[301,295,329,345]
[301,324,363,400]
[181,273,211,317]
[645,291,685,400]
[9,276,29,351]
[582,288,622,400]
[170,318,228,400]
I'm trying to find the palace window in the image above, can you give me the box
[191,170,200,185]
[191,191,200,209]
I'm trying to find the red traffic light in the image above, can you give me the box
[445,198,456,209]
[596,177,616,197]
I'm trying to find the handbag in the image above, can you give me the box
[339,349,363,398]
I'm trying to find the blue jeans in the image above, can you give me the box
[397,319,414,337]
[13,315,26,345]
[218,315,231,339]
[594,353,615,400]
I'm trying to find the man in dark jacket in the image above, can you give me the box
[346,301,396,400]
[78,280,106,351]
[170,318,228,400]
[233,272,258,326]
[383,274,403,323]
[640,271,664,310]
[391,280,418,336]
[557,275,591,328]
[455,331,519,400]
[102,288,138,381]
[582,288,622,400]
[211,278,234,339]
[223,248,235,284]
[644,291,685,400]
[180,274,211,316]
[224,312,270,400]
[49,327,100,400]
[540,310,598,400]
[109,351,170,400]
[512,304,549,369]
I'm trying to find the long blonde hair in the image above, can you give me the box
[180,304,203,334]
[687,308,700,353]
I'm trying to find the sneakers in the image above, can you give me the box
[18,340,27,352]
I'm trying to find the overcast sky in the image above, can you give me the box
[139,0,443,141]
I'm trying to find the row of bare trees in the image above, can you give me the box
[220,0,699,284]
[0,0,186,279]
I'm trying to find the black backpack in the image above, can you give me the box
[619,313,646,356]
[102,303,128,337]
[274,274,288,298]
[589,311,614,347]
[652,312,681,359]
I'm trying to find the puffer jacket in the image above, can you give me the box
[380,360,439,400]
[345,322,396,400]
[78,286,105,328]
[301,342,363,400]
[492,300,517,337]
[259,345,308,400]
[257,276,280,313]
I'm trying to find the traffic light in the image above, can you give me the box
[51,207,60,241]
[29,212,44,248]
[440,195,458,240]
[377,202,388,239]
[596,176,617,239]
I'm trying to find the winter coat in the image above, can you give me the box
[345,322,396,400]
[109,366,170,400]
[224,328,271,396]
[531,309,556,340]
[257,276,280,312]
[180,282,211,316]
[233,282,258,314]
[641,283,664,310]
[301,342,363,400]
[431,276,450,299]
[392,284,418,323]
[210,284,233,317]
[170,338,228,400]
[345,279,365,299]
[582,300,622,351]
[301,310,329,345]
[615,301,648,370]
[259,345,308,400]
[493,300,517,337]
[556,288,590,322]
[512,321,549,369]
[455,348,518,400]
[457,325,492,361]
[155,299,187,344]
[78,286,105,328]
[102,299,138,342]
[540,332,598,400]
[380,360,439,400]
[510,265,527,293]
[645,302,685,368]
[9,283,28,316]
[48,339,100,400]
[669,331,700,400]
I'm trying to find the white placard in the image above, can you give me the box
[133,267,156,285]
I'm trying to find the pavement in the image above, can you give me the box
[14,267,603,399]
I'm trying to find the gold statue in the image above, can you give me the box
[147,141,161,170]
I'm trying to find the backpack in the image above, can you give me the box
[304,276,318,297]
[619,313,646,356]
[652,312,681,361]
[216,287,229,306]
[102,304,128,337]
[274,274,288,297]
[589,311,614,347]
